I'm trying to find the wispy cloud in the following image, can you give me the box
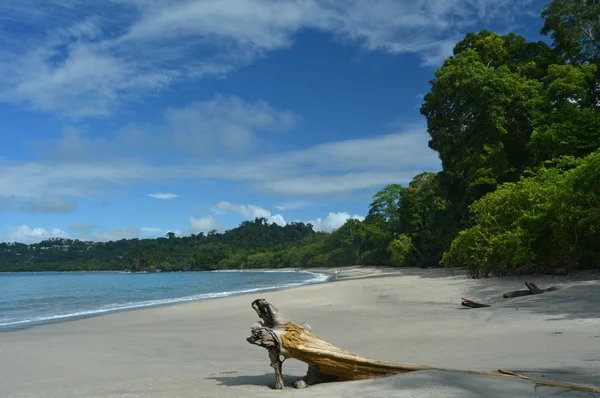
[1,125,440,204]
[163,94,299,156]
[147,193,178,200]
[18,196,78,214]
[0,0,536,117]
[275,201,313,211]
[34,94,299,161]
[140,227,162,232]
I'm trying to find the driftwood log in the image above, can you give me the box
[503,282,559,298]
[463,282,560,308]
[246,298,600,392]
[461,298,490,308]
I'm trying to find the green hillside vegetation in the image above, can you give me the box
[1,0,599,277]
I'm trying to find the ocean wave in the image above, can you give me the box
[0,271,329,329]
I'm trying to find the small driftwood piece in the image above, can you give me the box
[246,298,600,392]
[503,282,559,299]
[545,268,568,276]
[461,298,490,308]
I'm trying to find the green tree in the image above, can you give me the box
[421,31,551,211]
[442,150,600,277]
[325,219,367,266]
[397,172,451,266]
[387,234,413,267]
[367,184,404,226]
[362,184,406,265]
[541,0,600,70]
[528,63,600,164]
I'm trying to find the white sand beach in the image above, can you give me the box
[1,267,599,397]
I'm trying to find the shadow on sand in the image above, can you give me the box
[207,369,600,396]
[206,372,302,389]
[332,265,465,282]
[384,369,600,398]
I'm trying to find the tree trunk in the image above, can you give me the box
[246,298,599,392]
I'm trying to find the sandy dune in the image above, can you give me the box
[1,267,599,397]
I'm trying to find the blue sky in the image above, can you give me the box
[0,0,548,243]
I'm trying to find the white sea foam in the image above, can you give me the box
[0,271,329,329]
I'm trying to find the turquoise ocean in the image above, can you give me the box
[0,270,328,331]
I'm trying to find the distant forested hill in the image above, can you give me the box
[0,219,324,271]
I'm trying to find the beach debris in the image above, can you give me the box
[460,298,490,308]
[546,268,568,276]
[246,298,600,392]
[503,282,559,298]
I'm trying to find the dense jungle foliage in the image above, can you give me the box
[1,0,599,277]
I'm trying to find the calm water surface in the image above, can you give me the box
[0,270,328,331]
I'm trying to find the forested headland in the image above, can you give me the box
[1,0,599,277]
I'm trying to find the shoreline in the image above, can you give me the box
[0,266,433,334]
[2,266,445,333]
[0,269,335,334]
[4,266,597,334]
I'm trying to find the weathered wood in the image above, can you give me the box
[246,298,600,392]
[245,324,285,388]
[503,283,559,298]
[503,290,534,298]
[461,298,491,308]
[525,282,543,294]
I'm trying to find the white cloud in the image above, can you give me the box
[205,128,441,195]
[1,225,71,244]
[214,202,272,219]
[148,193,178,200]
[199,202,364,234]
[0,222,173,243]
[0,0,537,117]
[214,202,287,226]
[308,212,365,232]
[268,214,287,226]
[0,127,440,201]
[0,159,169,201]
[208,201,366,233]
[189,215,218,233]
[0,208,364,242]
